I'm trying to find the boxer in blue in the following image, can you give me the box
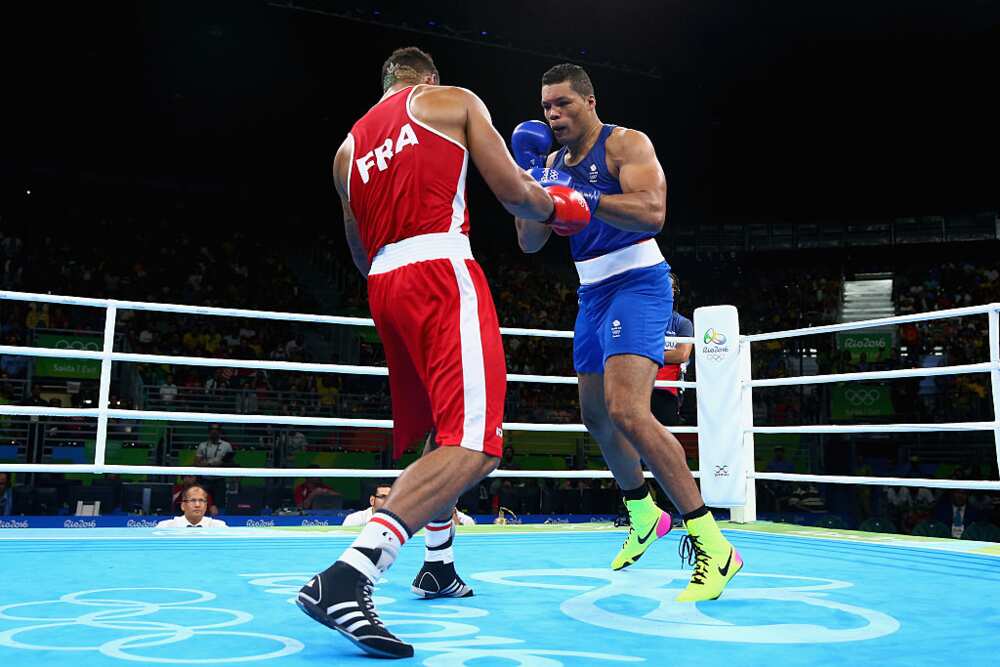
[512,64,742,602]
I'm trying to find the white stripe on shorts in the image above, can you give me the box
[448,258,486,451]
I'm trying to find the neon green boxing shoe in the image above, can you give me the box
[611,506,673,571]
[675,512,743,602]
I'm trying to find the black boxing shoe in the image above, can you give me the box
[297,550,414,659]
[411,560,474,599]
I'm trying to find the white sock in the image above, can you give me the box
[338,510,410,576]
[424,518,454,564]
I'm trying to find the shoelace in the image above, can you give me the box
[620,524,636,550]
[678,534,709,585]
[360,580,385,628]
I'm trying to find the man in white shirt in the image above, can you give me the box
[343,483,475,527]
[159,374,179,403]
[157,484,228,528]
[195,424,233,467]
[342,483,392,527]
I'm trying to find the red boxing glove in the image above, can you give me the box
[545,185,590,237]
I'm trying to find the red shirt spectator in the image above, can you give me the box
[295,477,339,509]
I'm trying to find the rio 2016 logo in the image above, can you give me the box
[703,329,727,345]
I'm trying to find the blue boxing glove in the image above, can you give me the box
[511,120,553,169]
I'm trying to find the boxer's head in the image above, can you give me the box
[541,63,598,146]
[381,47,440,92]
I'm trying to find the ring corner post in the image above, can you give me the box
[989,308,1000,472]
[692,305,750,519]
[731,333,757,523]
[94,304,118,473]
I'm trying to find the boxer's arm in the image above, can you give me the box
[514,151,557,253]
[463,91,554,222]
[333,135,370,277]
[598,129,667,233]
[663,343,692,364]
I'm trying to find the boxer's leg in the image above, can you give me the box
[576,285,671,570]
[411,432,476,599]
[604,354,742,602]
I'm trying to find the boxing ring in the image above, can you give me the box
[1,289,999,666]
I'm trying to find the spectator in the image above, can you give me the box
[159,374,179,403]
[766,446,795,474]
[489,447,519,502]
[195,424,233,467]
[0,472,13,515]
[341,482,391,526]
[0,334,28,378]
[916,344,945,416]
[935,489,980,539]
[787,484,826,513]
[763,446,795,512]
[22,384,48,408]
[157,484,227,528]
[294,472,341,510]
[906,487,938,531]
[884,485,912,527]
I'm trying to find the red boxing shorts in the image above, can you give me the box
[367,233,506,459]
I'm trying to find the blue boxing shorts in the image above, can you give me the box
[573,262,673,373]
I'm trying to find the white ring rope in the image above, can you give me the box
[0,404,701,433]
[749,421,999,434]
[1,290,997,495]
[0,344,693,389]
[744,301,1000,342]
[0,462,683,479]
[0,289,694,343]
[748,361,999,388]
[754,472,1000,491]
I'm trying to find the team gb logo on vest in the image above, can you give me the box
[355,123,420,183]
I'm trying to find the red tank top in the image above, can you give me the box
[348,86,470,262]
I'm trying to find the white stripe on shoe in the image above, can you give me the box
[334,610,364,625]
[345,619,371,634]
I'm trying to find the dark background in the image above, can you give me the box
[2,0,999,240]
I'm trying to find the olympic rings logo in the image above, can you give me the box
[844,388,881,406]
[703,328,727,345]
[53,339,101,351]
[471,568,900,644]
[0,587,303,663]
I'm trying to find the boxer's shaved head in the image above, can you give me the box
[541,63,595,98]
[382,47,440,91]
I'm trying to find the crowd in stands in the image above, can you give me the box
[2,198,999,539]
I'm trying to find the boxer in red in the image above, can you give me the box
[296,47,590,659]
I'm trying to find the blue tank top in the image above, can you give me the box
[552,124,656,261]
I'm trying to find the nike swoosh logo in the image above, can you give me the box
[636,524,657,545]
[718,550,733,577]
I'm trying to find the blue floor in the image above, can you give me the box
[0,526,997,666]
